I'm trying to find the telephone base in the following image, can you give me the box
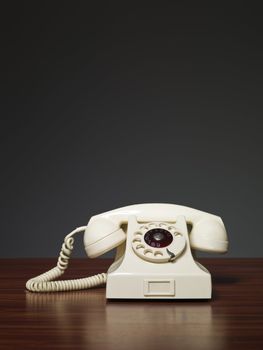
[106,273,211,299]
[106,215,213,299]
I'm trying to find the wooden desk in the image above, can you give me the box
[0,258,262,349]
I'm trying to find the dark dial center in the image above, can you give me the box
[144,228,173,248]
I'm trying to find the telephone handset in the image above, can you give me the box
[26,203,228,299]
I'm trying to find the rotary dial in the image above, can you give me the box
[131,222,186,263]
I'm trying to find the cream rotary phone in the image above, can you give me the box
[26,203,228,299]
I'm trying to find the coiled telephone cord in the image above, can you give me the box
[26,227,107,292]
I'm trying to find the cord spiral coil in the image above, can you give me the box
[26,227,107,292]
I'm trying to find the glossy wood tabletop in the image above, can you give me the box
[0,258,262,350]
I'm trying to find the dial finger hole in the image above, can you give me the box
[174,232,182,237]
[144,249,153,256]
[133,238,141,243]
[154,251,163,257]
[136,244,145,250]
[135,232,143,237]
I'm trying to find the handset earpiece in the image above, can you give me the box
[189,218,228,253]
[84,217,126,258]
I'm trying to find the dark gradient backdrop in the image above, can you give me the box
[1,3,263,257]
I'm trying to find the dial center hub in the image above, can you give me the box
[144,228,173,248]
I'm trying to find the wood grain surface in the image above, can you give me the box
[0,258,262,350]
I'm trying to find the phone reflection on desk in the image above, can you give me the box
[26,291,227,350]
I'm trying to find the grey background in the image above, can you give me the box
[1,3,262,258]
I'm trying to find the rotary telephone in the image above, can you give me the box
[26,203,228,299]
